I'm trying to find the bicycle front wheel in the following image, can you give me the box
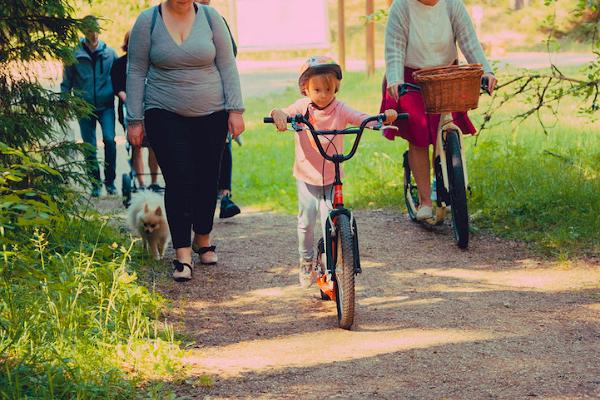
[403,151,419,222]
[334,214,355,330]
[445,130,469,249]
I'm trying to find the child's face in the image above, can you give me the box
[306,75,336,108]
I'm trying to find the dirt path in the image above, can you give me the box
[130,206,600,400]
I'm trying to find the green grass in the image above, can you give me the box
[0,213,183,399]
[233,68,599,257]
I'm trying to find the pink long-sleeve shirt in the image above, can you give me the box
[282,98,369,186]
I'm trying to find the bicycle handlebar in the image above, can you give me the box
[263,113,408,127]
[264,113,408,163]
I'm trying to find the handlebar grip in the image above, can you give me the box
[481,76,490,95]
[264,116,295,123]
[395,113,409,121]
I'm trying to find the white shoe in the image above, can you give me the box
[299,258,317,288]
[416,205,434,221]
[172,260,192,282]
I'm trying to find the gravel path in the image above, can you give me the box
[120,205,600,400]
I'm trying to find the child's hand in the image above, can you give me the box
[383,109,398,124]
[271,109,289,132]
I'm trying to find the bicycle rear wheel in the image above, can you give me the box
[445,130,469,249]
[333,214,355,330]
[403,151,419,222]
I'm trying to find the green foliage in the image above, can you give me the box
[235,70,599,256]
[0,219,182,399]
[0,1,183,397]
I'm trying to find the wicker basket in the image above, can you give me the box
[412,64,484,113]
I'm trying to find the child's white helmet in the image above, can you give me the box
[298,56,343,95]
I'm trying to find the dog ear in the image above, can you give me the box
[155,206,162,216]
[144,203,149,213]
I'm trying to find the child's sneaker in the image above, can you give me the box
[298,258,317,288]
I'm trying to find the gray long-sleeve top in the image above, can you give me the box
[385,0,493,88]
[126,5,244,123]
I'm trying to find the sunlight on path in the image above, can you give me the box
[415,265,600,292]
[183,328,505,378]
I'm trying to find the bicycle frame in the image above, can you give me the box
[286,113,397,273]
[400,83,471,223]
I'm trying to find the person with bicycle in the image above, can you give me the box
[110,30,162,192]
[382,0,497,220]
[270,56,397,288]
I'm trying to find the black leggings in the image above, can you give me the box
[145,108,228,249]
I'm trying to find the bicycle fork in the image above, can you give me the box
[436,113,470,195]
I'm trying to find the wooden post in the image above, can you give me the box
[337,0,346,71]
[366,0,375,76]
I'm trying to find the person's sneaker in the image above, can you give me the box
[416,205,434,221]
[105,183,117,196]
[219,194,241,219]
[90,186,101,198]
[298,258,317,288]
[148,183,164,193]
[172,260,192,282]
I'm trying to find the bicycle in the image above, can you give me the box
[402,69,489,249]
[264,112,406,329]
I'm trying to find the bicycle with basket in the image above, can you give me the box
[402,64,489,249]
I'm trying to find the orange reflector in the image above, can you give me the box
[317,274,335,301]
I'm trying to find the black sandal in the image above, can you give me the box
[193,245,218,265]
[172,260,192,282]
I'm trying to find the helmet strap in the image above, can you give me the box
[309,98,335,111]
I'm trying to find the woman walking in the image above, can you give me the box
[127,0,245,281]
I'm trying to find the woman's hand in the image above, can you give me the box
[383,109,398,124]
[270,109,289,132]
[482,73,497,95]
[228,112,245,138]
[127,123,144,147]
[387,84,400,102]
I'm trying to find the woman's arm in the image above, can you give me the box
[450,0,493,74]
[110,58,127,102]
[125,10,152,124]
[207,6,244,113]
[384,0,409,90]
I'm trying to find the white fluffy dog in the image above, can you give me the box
[127,192,170,260]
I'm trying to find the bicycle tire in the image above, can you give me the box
[334,214,355,329]
[445,130,469,249]
[122,173,132,208]
[403,151,419,222]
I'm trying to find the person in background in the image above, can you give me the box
[61,15,118,197]
[127,0,245,282]
[382,0,497,220]
[110,30,162,192]
[198,0,241,219]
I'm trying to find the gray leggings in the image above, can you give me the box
[296,179,333,260]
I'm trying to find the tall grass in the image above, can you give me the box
[234,69,599,256]
[0,215,182,399]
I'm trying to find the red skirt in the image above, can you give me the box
[379,66,476,147]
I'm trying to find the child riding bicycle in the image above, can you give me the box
[269,56,397,288]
